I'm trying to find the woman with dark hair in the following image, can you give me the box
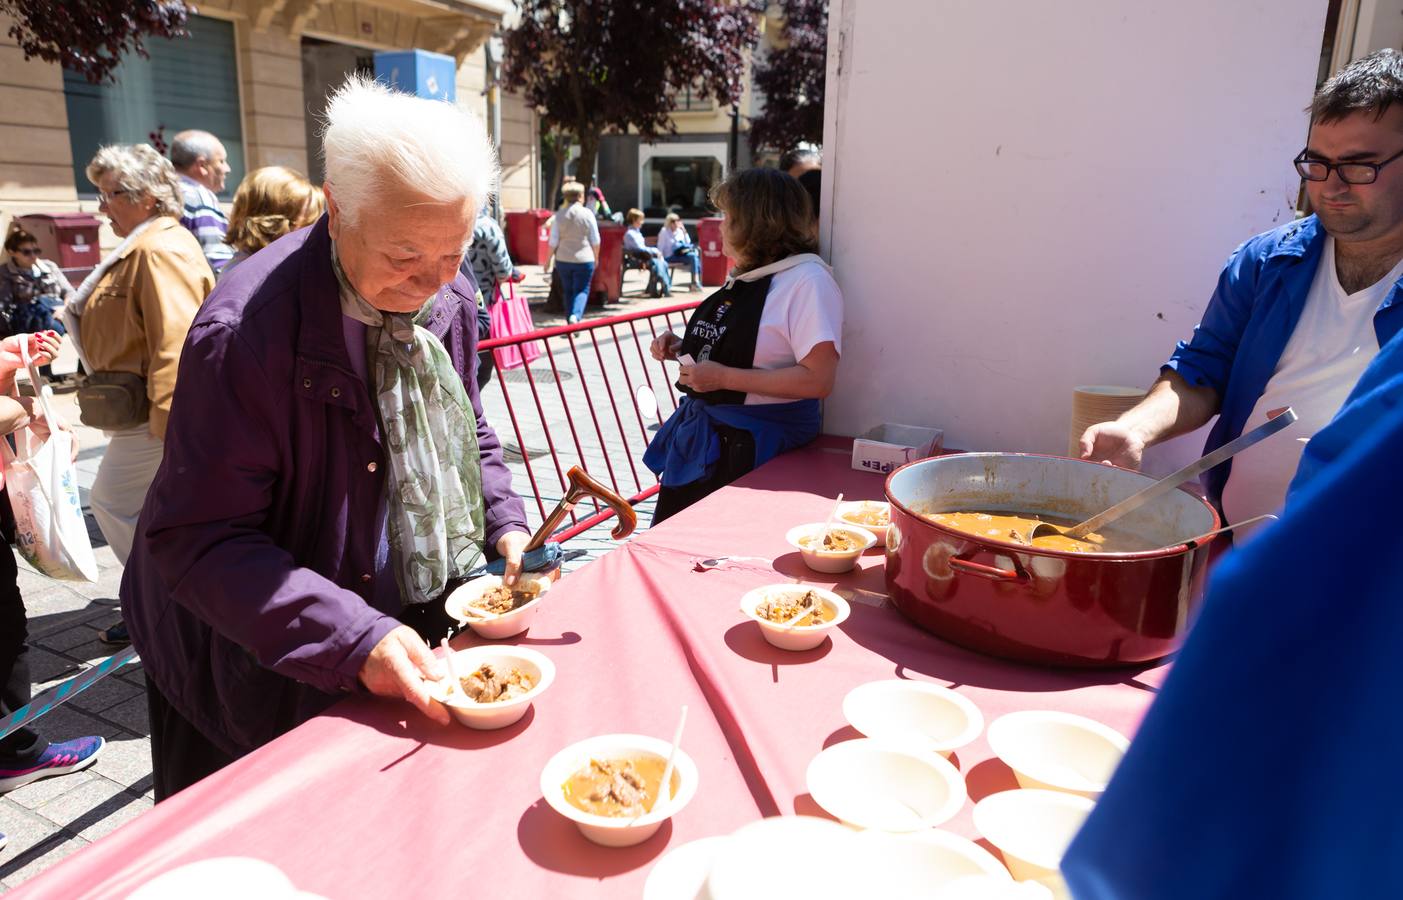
[0,230,70,353]
[644,167,843,523]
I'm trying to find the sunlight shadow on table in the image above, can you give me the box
[516,798,671,877]
[722,622,833,673]
[792,792,837,822]
[963,756,1020,803]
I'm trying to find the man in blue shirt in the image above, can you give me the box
[1080,50,1403,529]
[1060,327,1403,900]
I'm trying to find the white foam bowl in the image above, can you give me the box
[643,836,733,900]
[444,572,552,640]
[972,789,1094,882]
[739,584,851,652]
[843,680,984,758]
[806,738,967,832]
[704,816,861,899]
[986,710,1128,798]
[835,501,892,547]
[540,733,699,848]
[848,829,1012,897]
[785,523,877,574]
[430,645,555,730]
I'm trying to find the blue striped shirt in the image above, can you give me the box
[179,175,233,272]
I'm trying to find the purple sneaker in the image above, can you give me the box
[0,736,106,793]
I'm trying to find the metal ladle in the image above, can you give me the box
[1027,407,1298,544]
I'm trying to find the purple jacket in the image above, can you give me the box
[120,216,528,757]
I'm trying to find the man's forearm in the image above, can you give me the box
[1118,370,1221,448]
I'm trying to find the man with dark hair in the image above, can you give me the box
[779,146,820,178]
[1081,48,1403,535]
[170,129,233,273]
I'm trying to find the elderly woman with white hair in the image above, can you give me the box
[119,76,530,799]
[65,144,213,574]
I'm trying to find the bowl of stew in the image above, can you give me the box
[540,733,699,847]
[444,572,553,640]
[836,500,893,546]
[785,523,877,573]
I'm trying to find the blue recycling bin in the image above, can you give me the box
[374,49,457,102]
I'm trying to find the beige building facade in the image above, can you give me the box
[0,0,539,250]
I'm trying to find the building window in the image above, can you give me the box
[674,84,714,113]
[641,155,724,219]
[63,15,244,199]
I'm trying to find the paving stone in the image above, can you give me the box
[2,771,93,812]
[90,735,151,789]
[31,624,102,653]
[0,801,63,860]
[20,705,120,748]
[67,674,141,716]
[54,784,150,843]
[55,639,125,669]
[68,566,124,603]
[33,777,124,831]
[19,647,80,686]
[97,696,148,736]
[0,834,89,886]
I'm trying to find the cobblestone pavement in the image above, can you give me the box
[0,263,703,891]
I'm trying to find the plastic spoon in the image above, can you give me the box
[439,637,464,700]
[820,493,845,546]
[649,705,689,815]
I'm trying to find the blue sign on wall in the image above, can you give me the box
[374,49,457,102]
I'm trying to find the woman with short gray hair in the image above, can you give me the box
[120,76,529,798]
[62,144,212,614]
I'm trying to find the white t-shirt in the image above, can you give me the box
[1221,236,1397,534]
[729,254,844,405]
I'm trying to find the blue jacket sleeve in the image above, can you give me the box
[1163,236,1265,397]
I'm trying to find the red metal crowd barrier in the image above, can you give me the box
[478,299,702,542]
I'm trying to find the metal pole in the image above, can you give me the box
[728,102,740,172]
[487,33,505,222]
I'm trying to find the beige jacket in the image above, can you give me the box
[81,217,213,439]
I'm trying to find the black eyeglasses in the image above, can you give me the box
[1295,146,1403,184]
[14,248,39,257]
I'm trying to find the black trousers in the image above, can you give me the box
[146,680,236,802]
[0,540,45,762]
[652,423,757,525]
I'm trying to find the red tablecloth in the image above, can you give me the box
[14,438,1167,899]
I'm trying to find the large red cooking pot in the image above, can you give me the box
[884,453,1221,668]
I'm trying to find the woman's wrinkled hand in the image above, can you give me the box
[358,625,451,725]
[495,529,530,587]
[677,360,730,394]
[650,332,682,362]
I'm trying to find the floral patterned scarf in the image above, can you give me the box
[333,246,485,605]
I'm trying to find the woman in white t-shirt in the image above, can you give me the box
[644,168,842,523]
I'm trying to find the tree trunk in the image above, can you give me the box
[547,143,565,209]
[575,128,601,195]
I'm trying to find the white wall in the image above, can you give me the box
[821,0,1328,461]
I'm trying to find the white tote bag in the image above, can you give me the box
[2,341,99,582]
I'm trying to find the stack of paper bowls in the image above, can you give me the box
[1067,385,1147,457]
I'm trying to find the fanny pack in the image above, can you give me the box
[76,372,149,430]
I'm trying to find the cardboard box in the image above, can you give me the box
[851,424,944,474]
